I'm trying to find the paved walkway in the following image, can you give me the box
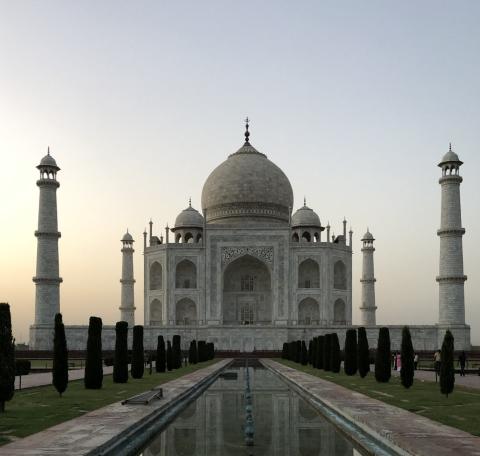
[15,367,114,390]
[264,359,480,456]
[391,368,480,390]
[1,360,230,456]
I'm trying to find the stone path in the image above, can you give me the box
[263,359,480,456]
[1,359,230,456]
[15,367,114,390]
[391,368,480,390]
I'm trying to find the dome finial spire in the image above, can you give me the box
[449,142,452,152]
[304,196,306,207]
[244,117,250,143]
[189,197,192,207]
[47,146,50,155]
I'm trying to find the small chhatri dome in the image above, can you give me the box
[362,229,374,241]
[291,199,321,228]
[439,143,462,167]
[174,201,204,228]
[37,147,60,170]
[201,119,294,224]
[122,230,134,242]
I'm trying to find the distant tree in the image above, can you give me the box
[192,340,198,364]
[172,335,182,369]
[331,333,341,373]
[207,342,214,360]
[282,342,288,359]
[52,313,69,396]
[357,327,370,378]
[440,330,455,398]
[344,328,357,376]
[131,325,144,379]
[301,341,308,365]
[375,327,391,383]
[400,326,415,389]
[0,303,15,412]
[289,341,296,362]
[295,340,302,363]
[166,341,173,371]
[198,341,206,362]
[84,316,103,389]
[323,334,331,371]
[311,338,317,368]
[316,336,324,369]
[156,336,166,373]
[113,321,128,383]
[308,340,313,365]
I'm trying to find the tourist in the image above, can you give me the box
[414,353,419,370]
[396,353,402,372]
[458,351,467,377]
[434,350,441,381]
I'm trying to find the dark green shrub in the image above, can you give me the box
[331,333,341,373]
[295,340,301,363]
[53,313,69,396]
[15,360,31,376]
[113,321,128,383]
[308,340,313,365]
[375,327,391,383]
[166,341,173,371]
[440,330,455,397]
[316,336,324,369]
[172,335,181,369]
[344,328,357,376]
[104,358,114,367]
[357,327,370,378]
[301,341,308,365]
[156,336,166,372]
[282,342,288,359]
[289,341,296,361]
[400,326,414,389]
[311,338,317,368]
[84,316,103,389]
[131,325,144,379]
[0,303,15,412]
[323,334,331,371]
[197,341,206,362]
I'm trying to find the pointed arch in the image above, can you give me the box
[298,297,320,325]
[333,298,346,324]
[176,259,197,288]
[176,298,197,325]
[149,261,162,290]
[333,260,347,290]
[150,298,162,325]
[298,258,320,288]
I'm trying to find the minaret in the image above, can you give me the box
[437,144,467,326]
[359,229,377,325]
[119,231,136,326]
[33,148,62,328]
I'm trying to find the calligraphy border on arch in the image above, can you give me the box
[221,246,274,267]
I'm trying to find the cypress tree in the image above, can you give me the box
[282,342,288,359]
[357,327,370,378]
[316,336,324,369]
[400,326,415,389]
[52,313,69,396]
[156,335,166,373]
[440,330,455,398]
[198,340,206,362]
[331,333,341,373]
[308,340,313,365]
[113,321,128,383]
[295,340,301,363]
[289,341,296,362]
[192,340,198,364]
[166,341,173,371]
[375,327,391,383]
[172,335,182,369]
[0,303,15,412]
[131,325,144,379]
[344,328,357,376]
[311,338,318,368]
[323,334,331,371]
[84,316,103,389]
[301,341,308,365]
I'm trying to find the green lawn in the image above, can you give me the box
[276,359,480,437]
[0,360,217,446]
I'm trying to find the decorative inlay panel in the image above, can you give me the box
[221,246,274,267]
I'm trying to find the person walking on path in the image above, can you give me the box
[434,350,441,382]
[458,351,467,377]
[414,353,419,370]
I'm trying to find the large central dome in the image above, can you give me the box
[201,136,294,225]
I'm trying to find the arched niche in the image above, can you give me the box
[176,259,197,289]
[150,261,163,290]
[298,297,320,324]
[150,298,162,325]
[298,258,320,288]
[222,254,271,324]
[333,298,346,324]
[176,298,197,324]
[333,260,347,290]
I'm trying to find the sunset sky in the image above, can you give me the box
[0,1,479,344]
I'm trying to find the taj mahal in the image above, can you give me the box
[29,122,471,351]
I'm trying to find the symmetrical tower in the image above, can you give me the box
[437,144,467,326]
[33,149,62,328]
[119,231,136,326]
[359,229,377,325]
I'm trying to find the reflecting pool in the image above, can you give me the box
[138,365,363,456]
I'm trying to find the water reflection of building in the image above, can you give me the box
[142,369,356,456]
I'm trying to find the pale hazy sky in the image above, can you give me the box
[0,1,479,344]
